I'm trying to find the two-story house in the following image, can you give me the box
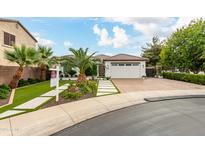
[0,18,40,84]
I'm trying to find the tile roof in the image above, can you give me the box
[94,54,111,61]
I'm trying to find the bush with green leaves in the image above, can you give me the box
[28,78,39,84]
[77,82,92,94]
[0,88,9,94]
[18,79,30,87]
[18,78,42,87]
[0,84,11,99]
[87,81,97,95]
[63,91,82,100]
[162,72,205,85]
[0,92,8,99]
[0,84,11,92]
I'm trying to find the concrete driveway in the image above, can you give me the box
[112,78,205,93]
[53,97,205,136]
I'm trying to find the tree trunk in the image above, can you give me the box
[9,66,24,89]
[77,73,87,83]
[40,65,47,81]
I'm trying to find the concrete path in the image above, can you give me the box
[0,110,25,119]
[0,84,69,119]
[97,80,118,96]
[1,89,205,135]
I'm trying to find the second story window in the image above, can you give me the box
[4,32,15,46]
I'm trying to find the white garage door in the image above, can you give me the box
[110,63,141,78]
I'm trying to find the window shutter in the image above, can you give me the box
[10,34,15,46]
[4,32,9,45]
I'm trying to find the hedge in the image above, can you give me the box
[162,72,205,85]
[18,78,42,87]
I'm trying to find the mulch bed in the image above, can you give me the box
[41,93,94,109]
[0,91,11,107]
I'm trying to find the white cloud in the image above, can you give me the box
[172,17,197,30]
[93,24,129,48]
[105,17,176,39]
[64,41,73,48]
[112,26,129,48]
[32,32,55,47]
[93,24,112,46]
[105,17,204,40]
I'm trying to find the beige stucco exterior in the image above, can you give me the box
[0,20,37,66]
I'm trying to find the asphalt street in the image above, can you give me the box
[53,98,205,136]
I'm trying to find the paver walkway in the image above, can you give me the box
[97,80,119,96]
[0,84,69,119]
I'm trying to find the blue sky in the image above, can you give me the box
[11,17,196,56]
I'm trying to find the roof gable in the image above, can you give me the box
[0,18,37,42]
[95,54,111,61]
[103,53,148,61]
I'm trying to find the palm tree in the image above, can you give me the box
[4,45,38,89]
[68,48,96,83]
[37,46,53,80]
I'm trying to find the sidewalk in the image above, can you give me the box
[1,89,205,136]
[97,80,118,96]
[0,84,69,119]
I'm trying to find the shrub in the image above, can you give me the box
[0,88,9,94]
[18,79,30,87]
[0,87,9,99]
[0,92,8,99]
[0,84,11,91]
[162,72,205,85]
[87,81,97,95]
[18,78,41,87]
[77,82,92,94]
[67,84,79,93]
[63,91,82,100]
[28,78,38,84]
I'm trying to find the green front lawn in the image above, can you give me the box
[0,80,68,114]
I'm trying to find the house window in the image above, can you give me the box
[4,32,15,46]
[125,64,132,66]
[119,63,125,66]
[111,63,118,66]
[132,63,139,66]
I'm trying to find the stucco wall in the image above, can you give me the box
[0,65,41,84]
[0,21,37,66]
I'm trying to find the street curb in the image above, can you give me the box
[1,89,205,136]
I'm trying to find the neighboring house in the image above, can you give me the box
[0,18,39,84]
[95,54,148,78]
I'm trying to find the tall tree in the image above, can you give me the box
[141,36,162,67]
[4,45,38,88]
[37,46,53,80]
[68,48,96,83]
[160,18,205,73]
